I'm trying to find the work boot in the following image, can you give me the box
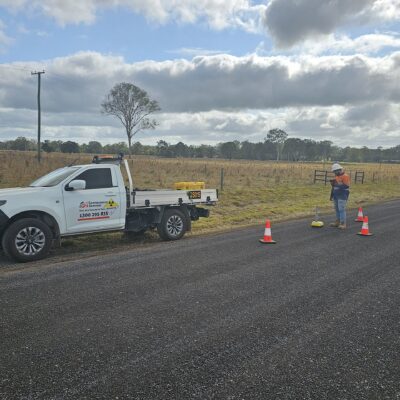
[338,224,346,230]
[329,220,340,227]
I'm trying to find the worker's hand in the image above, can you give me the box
[329,179,336,186]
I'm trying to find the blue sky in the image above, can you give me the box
[1,5,266,62]
[0,0,400,147]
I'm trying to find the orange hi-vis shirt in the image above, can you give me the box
[335,173,350,186]
[333,172,350,200]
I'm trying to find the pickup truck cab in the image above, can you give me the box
[0,155,218,262]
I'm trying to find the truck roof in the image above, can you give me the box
[73,163,118,168]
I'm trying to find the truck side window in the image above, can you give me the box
[74,168,113,190]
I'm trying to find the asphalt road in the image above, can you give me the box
[1,201,400,400]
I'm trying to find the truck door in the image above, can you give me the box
[63,167,124,234]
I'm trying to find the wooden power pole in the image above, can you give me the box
[31,70,45,162]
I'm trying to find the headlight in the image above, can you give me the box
[0,200,7,206]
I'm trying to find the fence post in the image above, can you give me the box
[220,168,224,191]
[324,171,328,185]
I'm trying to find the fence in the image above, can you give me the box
[313,170,365,184]
[354,171,365,184]
[313,170,335,185]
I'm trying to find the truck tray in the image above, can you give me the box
[131,189,217,207]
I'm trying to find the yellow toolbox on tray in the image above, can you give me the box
[174,181,205,190]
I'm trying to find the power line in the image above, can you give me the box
[0,64,39,73]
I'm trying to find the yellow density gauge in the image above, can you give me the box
[174,182,205,190]
[311,206,324,228]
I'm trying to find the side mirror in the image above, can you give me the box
[65,180,86,191]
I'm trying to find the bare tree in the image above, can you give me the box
[266,128,288,161]
[101,82,160,155]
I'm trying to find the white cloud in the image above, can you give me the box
[264,0,400,47]
[257,32,400,57]
[116,52,400,112]
[1,51,400,147]
[0,0,97,25]
[0,0,266,31]
[2,51,400,113]
[305,33,400,55]
[372,0,400,20]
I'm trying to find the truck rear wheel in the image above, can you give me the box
[2,218,53,263]
[157,209,188,241]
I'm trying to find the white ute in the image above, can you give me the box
[0,154,218,262]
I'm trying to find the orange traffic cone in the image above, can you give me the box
[357,216,373,236]
[354,207,364,222]
[259,220,276,244]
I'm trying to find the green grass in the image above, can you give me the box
[194,182,400,234]
[0,151,399,260]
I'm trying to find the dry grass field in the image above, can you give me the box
[1,150,399,256]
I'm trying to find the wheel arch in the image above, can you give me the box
[6,211,60,239]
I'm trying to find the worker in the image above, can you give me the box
[329,163,350,229]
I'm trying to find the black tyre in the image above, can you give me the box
[157,209,188,241]
[2,218,53,262]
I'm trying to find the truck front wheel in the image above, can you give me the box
[157,209,188,241]
[2,218,53,263]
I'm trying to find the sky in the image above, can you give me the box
[0,0,400,148]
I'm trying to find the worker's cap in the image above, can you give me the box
[331,163,343,172]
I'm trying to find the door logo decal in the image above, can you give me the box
[78,199,120,221]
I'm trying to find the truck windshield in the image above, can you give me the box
[30,167,80,187]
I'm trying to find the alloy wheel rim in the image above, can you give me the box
[166,215,183,237]
[15,227,46,256]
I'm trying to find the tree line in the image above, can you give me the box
[1,135,399,163]
[16,81,399,164]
